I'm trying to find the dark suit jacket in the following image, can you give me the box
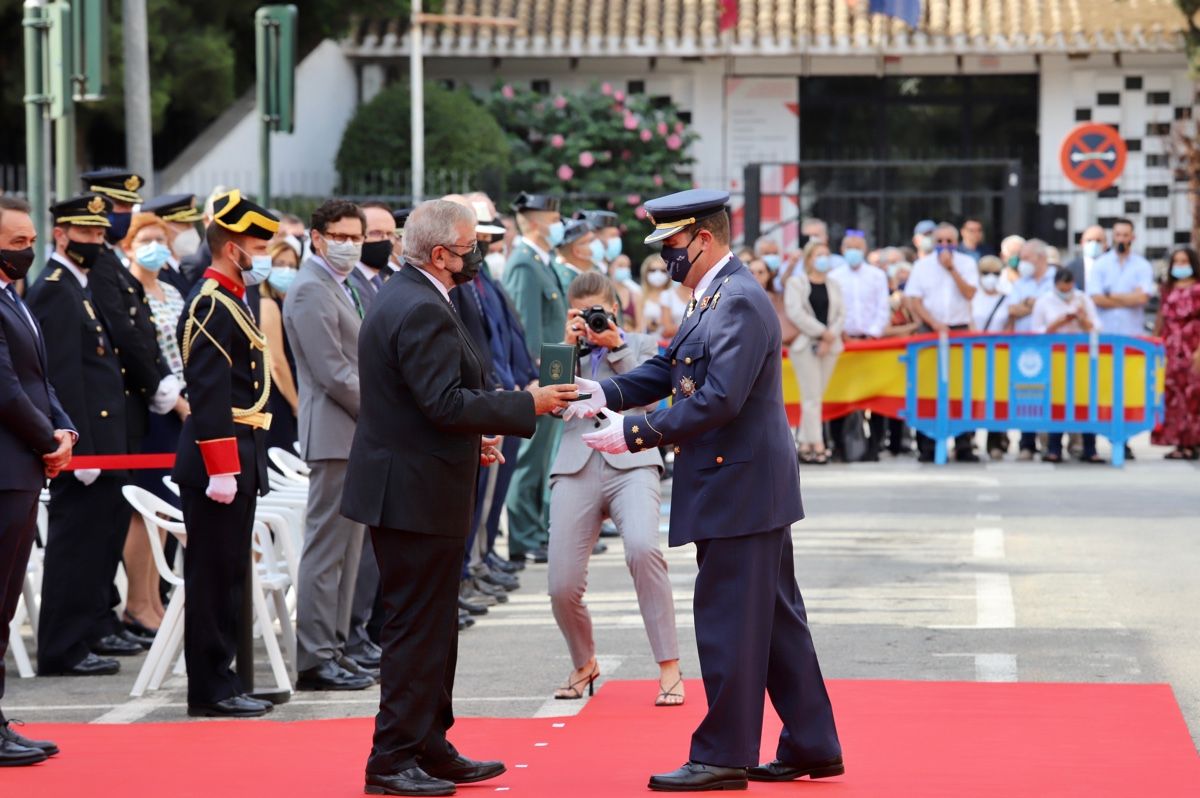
[449,280,499,390]
[602,255,804,546]
[179,241,212,289]
[1065,255,1087,292]
[341,265,537,538]
[0,282,74,491]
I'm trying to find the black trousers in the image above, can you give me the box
[0,490,39,700]
[690,527,841,768]
[367,528,464,776]
[180,487,256,705]
[37,475,129,673]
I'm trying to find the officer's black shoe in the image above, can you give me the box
[296,660,374,691]
[599,519,620,538]
[503,553,528,571]
[592,541,608,555]
[457,611,475,631]
[530,545,549,564]
[120,628,154,649]
[421,754,506,784]
[91,633,142,656]
[955,450,981,463]
[458,594,489,616]
[187,694,273,718]
[488,552,522,574]
[347,641,383,670]
[476,566,519,592]
[0,720,59,756]
[365,767,456,796]
[471,578,508,603]
[648,762,748,792]
[339,655,380,683]
[747,755,844,782]
[0,736,46,767]
[41,652,120,676]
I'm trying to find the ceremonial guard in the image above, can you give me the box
[567,190,843,792]
[501,192,567,564]
[140,192,205,295]
[173,190,279,718]
[26,196,132,676]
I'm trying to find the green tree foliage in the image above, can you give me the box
[336,81,511,193]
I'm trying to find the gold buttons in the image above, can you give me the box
[551,292,559,300]
[685,357,692,365]
[672,388,677,396]
[631,425,639,434]
[100,410,109,418]
[124,389,130,396]
[672,359,677,366]
[251,361,257,370]
[715,456,724,464]
[253,381,260,390]
[635,437,644,447]
[673,446,681,455]
[121,368,126,374]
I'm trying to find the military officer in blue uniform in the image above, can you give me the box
[502,192,568,564]
[566,189,843,792]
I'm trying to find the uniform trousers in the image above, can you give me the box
[790,346,841,446]
[180,487,256,705]
[37,475,130,673]
[548,454,677,668]
[505,415,561,556]
[296,459,364,671]
[0,490,39,699]
[690,527,841,768]
[366,528,463,776]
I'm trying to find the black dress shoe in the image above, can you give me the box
[0,720,59,756]
[592,541,608,555]
[487,553,521,574]
[347,642,383,670]
[187,694,273,718]
[91,633,142,656]
[122,613,159,640]
[458,595,488,616]
[457,612,474,631]
[649,762,748,792]
[296,659,374,691]
[747,755,844,781]
[475,566,519,591]
[120,628,154,649]
[530,545,549,564]
[365,767,456,796]
[0,736,46,767]
[40,652,120,676]
[339,655,380,682]
[421,754,505,784]
[599,519,620,538]
[505,552,528,570]
[955,450,981,463]
[470,578,508,603]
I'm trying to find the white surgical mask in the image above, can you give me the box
[1083,240,1104,260]
[1018,260,1035,279]
[484,251,506,276]
[918,236,934,254]
[980,273,999,292]
[323,238,362,275]
[646,270,669,288]
[172,227,201,259]
[242,254,273,287]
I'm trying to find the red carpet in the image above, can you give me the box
[6,680,1198,796]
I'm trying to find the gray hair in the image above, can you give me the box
[935,222,959,242]
[403,199,476,265]
[800,217,828,240]
[1020,238,1048,261]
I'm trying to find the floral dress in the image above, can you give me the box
[1151,282,1200,448]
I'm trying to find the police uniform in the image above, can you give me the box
[552,218,592,289]
[25,196,132,675]
[140,192,205,295]
[173,190,277,712]
[81,169,177,455]
[595,191,842,785]
[501,193,568,560]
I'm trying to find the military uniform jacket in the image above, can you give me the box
[173,269,270,496]
[600,256,804,546]
[89,244,171,443]
[25,256,128,463]
[502,238,567,358]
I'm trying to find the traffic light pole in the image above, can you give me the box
[23,0,50,279]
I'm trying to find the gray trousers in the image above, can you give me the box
[296,459,365,671]
[346,533,379,654]
[547,453,678,669]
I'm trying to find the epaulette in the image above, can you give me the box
[44,268,62,282]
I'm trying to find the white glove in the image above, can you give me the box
[73,468,101,486]
[563,376,607,421]
[150,374,183,415]
[205,474,238,504]
[581,409,630,455]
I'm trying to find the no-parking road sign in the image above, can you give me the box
[1060,123,1128,191]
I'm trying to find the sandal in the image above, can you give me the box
[554,667,599,700]
[798,450,816,464]
[655,677,685,707]
[813,450,830,465]
[1042,453,1062,463]
[1164,448,1192,460]
[1083,454,1106,464]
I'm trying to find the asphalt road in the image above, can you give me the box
[5,433,1198,752]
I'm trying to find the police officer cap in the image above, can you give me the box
[573,209,619,231]
[141,193,203,223]
[642,189,730,245]
[80,168,145,204]
[558,219,591,247]
[51,194,112,228]
[393,207,414,230]
[211,189,280,241]
[510,192,559,214]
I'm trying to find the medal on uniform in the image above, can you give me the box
[700,295,711,310]
[679,376,697,397]
[686,298,697,318]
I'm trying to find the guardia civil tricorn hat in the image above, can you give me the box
[573,209,619,232]
[642,189,730,245]
[81,168,145,204]
[211,190,280,241]
[510,192,560,214]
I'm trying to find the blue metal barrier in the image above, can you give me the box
[900,333,1164,467]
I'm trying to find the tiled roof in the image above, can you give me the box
[345,0,1188,58]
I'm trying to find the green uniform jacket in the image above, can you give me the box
[503,239,567,359]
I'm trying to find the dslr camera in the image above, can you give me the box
[576,305,615,355]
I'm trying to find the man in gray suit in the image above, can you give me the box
[546,271,682,706]
[282,199,374,691]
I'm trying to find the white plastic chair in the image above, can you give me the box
[268,446,311,482]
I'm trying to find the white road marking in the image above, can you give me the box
[974,653,1018,682]
[976,493,1000,502]
[973,527,1006,559]
[974,573,1016,628]
[532,655,624,718]
[90,677,184,724]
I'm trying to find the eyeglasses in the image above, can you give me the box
[365,231,392,242]
[438,242,475,254]
[934,238,956,245]
[325,233,364,245]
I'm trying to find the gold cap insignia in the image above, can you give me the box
[124,175,142,191]
[87,196,105,214]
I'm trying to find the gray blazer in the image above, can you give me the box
[551,331,663,477]
[283,257,362,461]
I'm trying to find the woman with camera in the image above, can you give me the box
[547,272,683,706]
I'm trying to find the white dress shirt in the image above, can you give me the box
[829,263,890,337]
[50,252,89,288]
[1086,251,1155,335]
[693,252,732,303]
[1032,289,1100,334]
[415,266,452,304]
[903,251,979,328]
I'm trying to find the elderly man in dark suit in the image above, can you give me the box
[568,189,843,792]
[342,200,577,797]
[0,197,75,765]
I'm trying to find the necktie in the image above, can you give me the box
[346,279,364,319]
[5,285,39,339]
[371,274,383,292]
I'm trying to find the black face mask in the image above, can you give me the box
[66,240,103,270]
[451,245,484,286]
[0,247,35,281]
[1116,241,1129,254]
[360,239,393,270]
[106,212,132,244]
